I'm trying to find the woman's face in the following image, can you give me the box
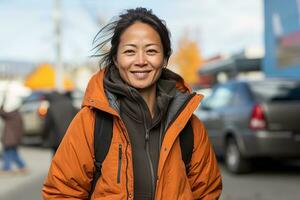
[114,22,165,89]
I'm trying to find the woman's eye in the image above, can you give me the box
[124,50,135,55]
[147,49,158,55]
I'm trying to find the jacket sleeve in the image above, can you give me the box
[42,108,53,141]
[42,107,95,199]
[188,115,222,200]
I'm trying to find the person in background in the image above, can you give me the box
[43,91,78,155]
[42,7,222,199]
[0,90,27,175]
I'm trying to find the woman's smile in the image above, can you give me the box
[130,70,152,80]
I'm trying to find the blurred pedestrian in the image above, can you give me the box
[0,89,27,175]
[43,91,78,155]
[43,7,222,200]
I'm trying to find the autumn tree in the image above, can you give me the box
[172,36,203,85]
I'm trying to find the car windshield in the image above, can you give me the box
[248,80,300,102]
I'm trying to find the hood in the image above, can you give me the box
[82,68,118,115]
[1,95,22,112]
[0,81,31,112]
[82,67,201,116]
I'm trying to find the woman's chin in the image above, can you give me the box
[129,81,156,91]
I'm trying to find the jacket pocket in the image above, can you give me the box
[117,144,122,184]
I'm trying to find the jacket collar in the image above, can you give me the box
[82,69,118,116]
[81,67,202,118]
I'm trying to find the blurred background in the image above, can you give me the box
[0,0,300,199]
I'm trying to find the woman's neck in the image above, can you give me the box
[138,84,157,118]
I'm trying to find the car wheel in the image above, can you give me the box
[225,138,251,174]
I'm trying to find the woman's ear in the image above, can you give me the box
[163,59,168,68]
[113,57,118,67]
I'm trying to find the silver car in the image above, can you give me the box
[195,78,300,174]
[19,90,83,145]
[19,91,49,144]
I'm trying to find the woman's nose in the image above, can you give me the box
[135,52,147,66]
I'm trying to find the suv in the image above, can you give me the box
[195,78,300,174]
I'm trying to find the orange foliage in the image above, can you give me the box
[25,63,74,91]
[173,37,203,84]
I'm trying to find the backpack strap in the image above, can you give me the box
[179,120,194,174]
[88,109,113,200]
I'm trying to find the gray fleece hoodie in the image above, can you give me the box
[104,66,179,200]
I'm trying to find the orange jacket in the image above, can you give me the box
[42,69,222,200]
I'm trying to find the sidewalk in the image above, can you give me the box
[0,146,52,198]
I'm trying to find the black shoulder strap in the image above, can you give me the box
[88,109,113,200]
[179,120,194,173]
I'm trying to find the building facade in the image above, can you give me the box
[264,0,300,78]
[0,60,35,80]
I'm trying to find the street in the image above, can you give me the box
[1,147,300,200]
[1,175,45,200]
[220,159,300,200]
[0,147,51,200]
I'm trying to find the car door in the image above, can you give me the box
[229,83,253,138]
[198,83,235,154]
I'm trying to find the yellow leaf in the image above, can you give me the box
[25,63,74,91]
[173,37,204,84]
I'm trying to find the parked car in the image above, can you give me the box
[195,87,212,107]
[19,90,83,145]
[195,78,300,174]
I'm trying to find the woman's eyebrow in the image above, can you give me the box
[123,44,136,47]
[145,43,159,47]
[121,43,160,48]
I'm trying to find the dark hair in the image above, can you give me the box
[92,7,172,69]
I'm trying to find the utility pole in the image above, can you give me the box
[53,0,63,91]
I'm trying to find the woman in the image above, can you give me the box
[0,90,27,174]
[42,7,222,200]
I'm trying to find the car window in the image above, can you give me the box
[248,81,300,102]
[206,85,234,109]
[233,83,251,105]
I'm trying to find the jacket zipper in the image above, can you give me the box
[145,129,155,200]
[118,120,130,200]
[128,87,156,200]
[136,96,156,200]
[117,144,122,184]
[125,139,130,199]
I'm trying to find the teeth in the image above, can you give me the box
[132,71,149,73]
[131,71,150,79]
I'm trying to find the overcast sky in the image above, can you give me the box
[0,0,264,63]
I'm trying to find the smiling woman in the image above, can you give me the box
[42,7,222,200]
[115,22,165,91]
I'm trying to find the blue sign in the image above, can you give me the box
[264,0,300,78]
